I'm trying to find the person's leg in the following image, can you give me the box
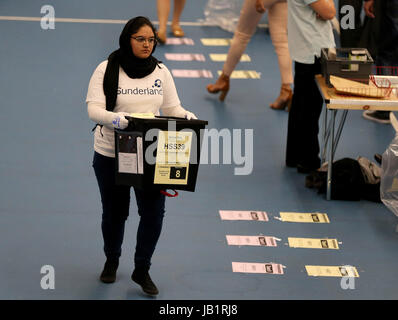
[298,58,323,170]
[207,0,263,100]
[286,62,301,167]
[157,0,171,43]
[223,0,264,75]
[93,152,131,259]
[362,0,398,123]
[267,1,293,109]
[376,0,398,72]
[133,188,166,269]
[267,1,292,85]
[131,188,165,295]
[92,152,131,282]
[286,60,323,171]
[171,0,186,37]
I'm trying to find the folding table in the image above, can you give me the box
[315,74,398,200]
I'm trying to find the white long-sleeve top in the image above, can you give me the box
[86,60,189,157]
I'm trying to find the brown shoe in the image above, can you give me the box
[171,24,185,37]
[206,73,230,101]
[157,29,167,44]
[270,84,293,111]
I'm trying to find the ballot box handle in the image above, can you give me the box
[160,189,179,197]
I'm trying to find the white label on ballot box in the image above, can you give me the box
[118,153,137,174]
[154,131,192,185]
[136,137,143,174]
[117,134,143,174]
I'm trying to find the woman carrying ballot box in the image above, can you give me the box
[86,16,197,295]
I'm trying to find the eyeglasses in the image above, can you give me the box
[131,36,156,45]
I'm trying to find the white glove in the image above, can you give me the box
[184,111,197,120]
[161,105,198,120]
[111,112,129,129]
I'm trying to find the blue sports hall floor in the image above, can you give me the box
[0,0,397,300]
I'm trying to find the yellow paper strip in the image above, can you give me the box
[217,70,260,79]
[209,53,251,62]
[129,112,155,119]
[305,265,359,277]
[388,177,398,192]
[201,38,232,46]
[279,212,330,223]
[288,237,339,249]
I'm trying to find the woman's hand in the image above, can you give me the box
[184,111,197,120]
[111,112,130,129]
[161,105,197,120]
[255,0,266,14]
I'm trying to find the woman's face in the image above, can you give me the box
[130,25,156,59]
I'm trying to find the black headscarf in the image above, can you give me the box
[103,16,161,111]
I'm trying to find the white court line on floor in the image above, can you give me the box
[0,15,267,28]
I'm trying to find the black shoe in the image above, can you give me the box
[131,268,159,296]
[374,153,382,165]
[297,163,319,174]
[99,259,119,283]
[286,159,297,168]
[362,110,391,124]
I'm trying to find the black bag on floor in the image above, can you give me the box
[305,158,380,202]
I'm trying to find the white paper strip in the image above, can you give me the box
[232,262,284,274]
[172,69,213,78]
[226,235,277,247]
[166,38,194,45]
[165,53,205,61]
[219,210,268,221]
[136,137,143,174]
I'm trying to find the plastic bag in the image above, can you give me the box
[203,0,244,33]
[380,112,398,217]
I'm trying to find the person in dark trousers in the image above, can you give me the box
[86,16,196,295]
[285,0,336,173]
[362,0,398,124]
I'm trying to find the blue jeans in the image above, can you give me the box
[92,152,166,269]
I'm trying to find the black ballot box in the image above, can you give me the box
[114,115,208,192]
[321,48,373,86]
